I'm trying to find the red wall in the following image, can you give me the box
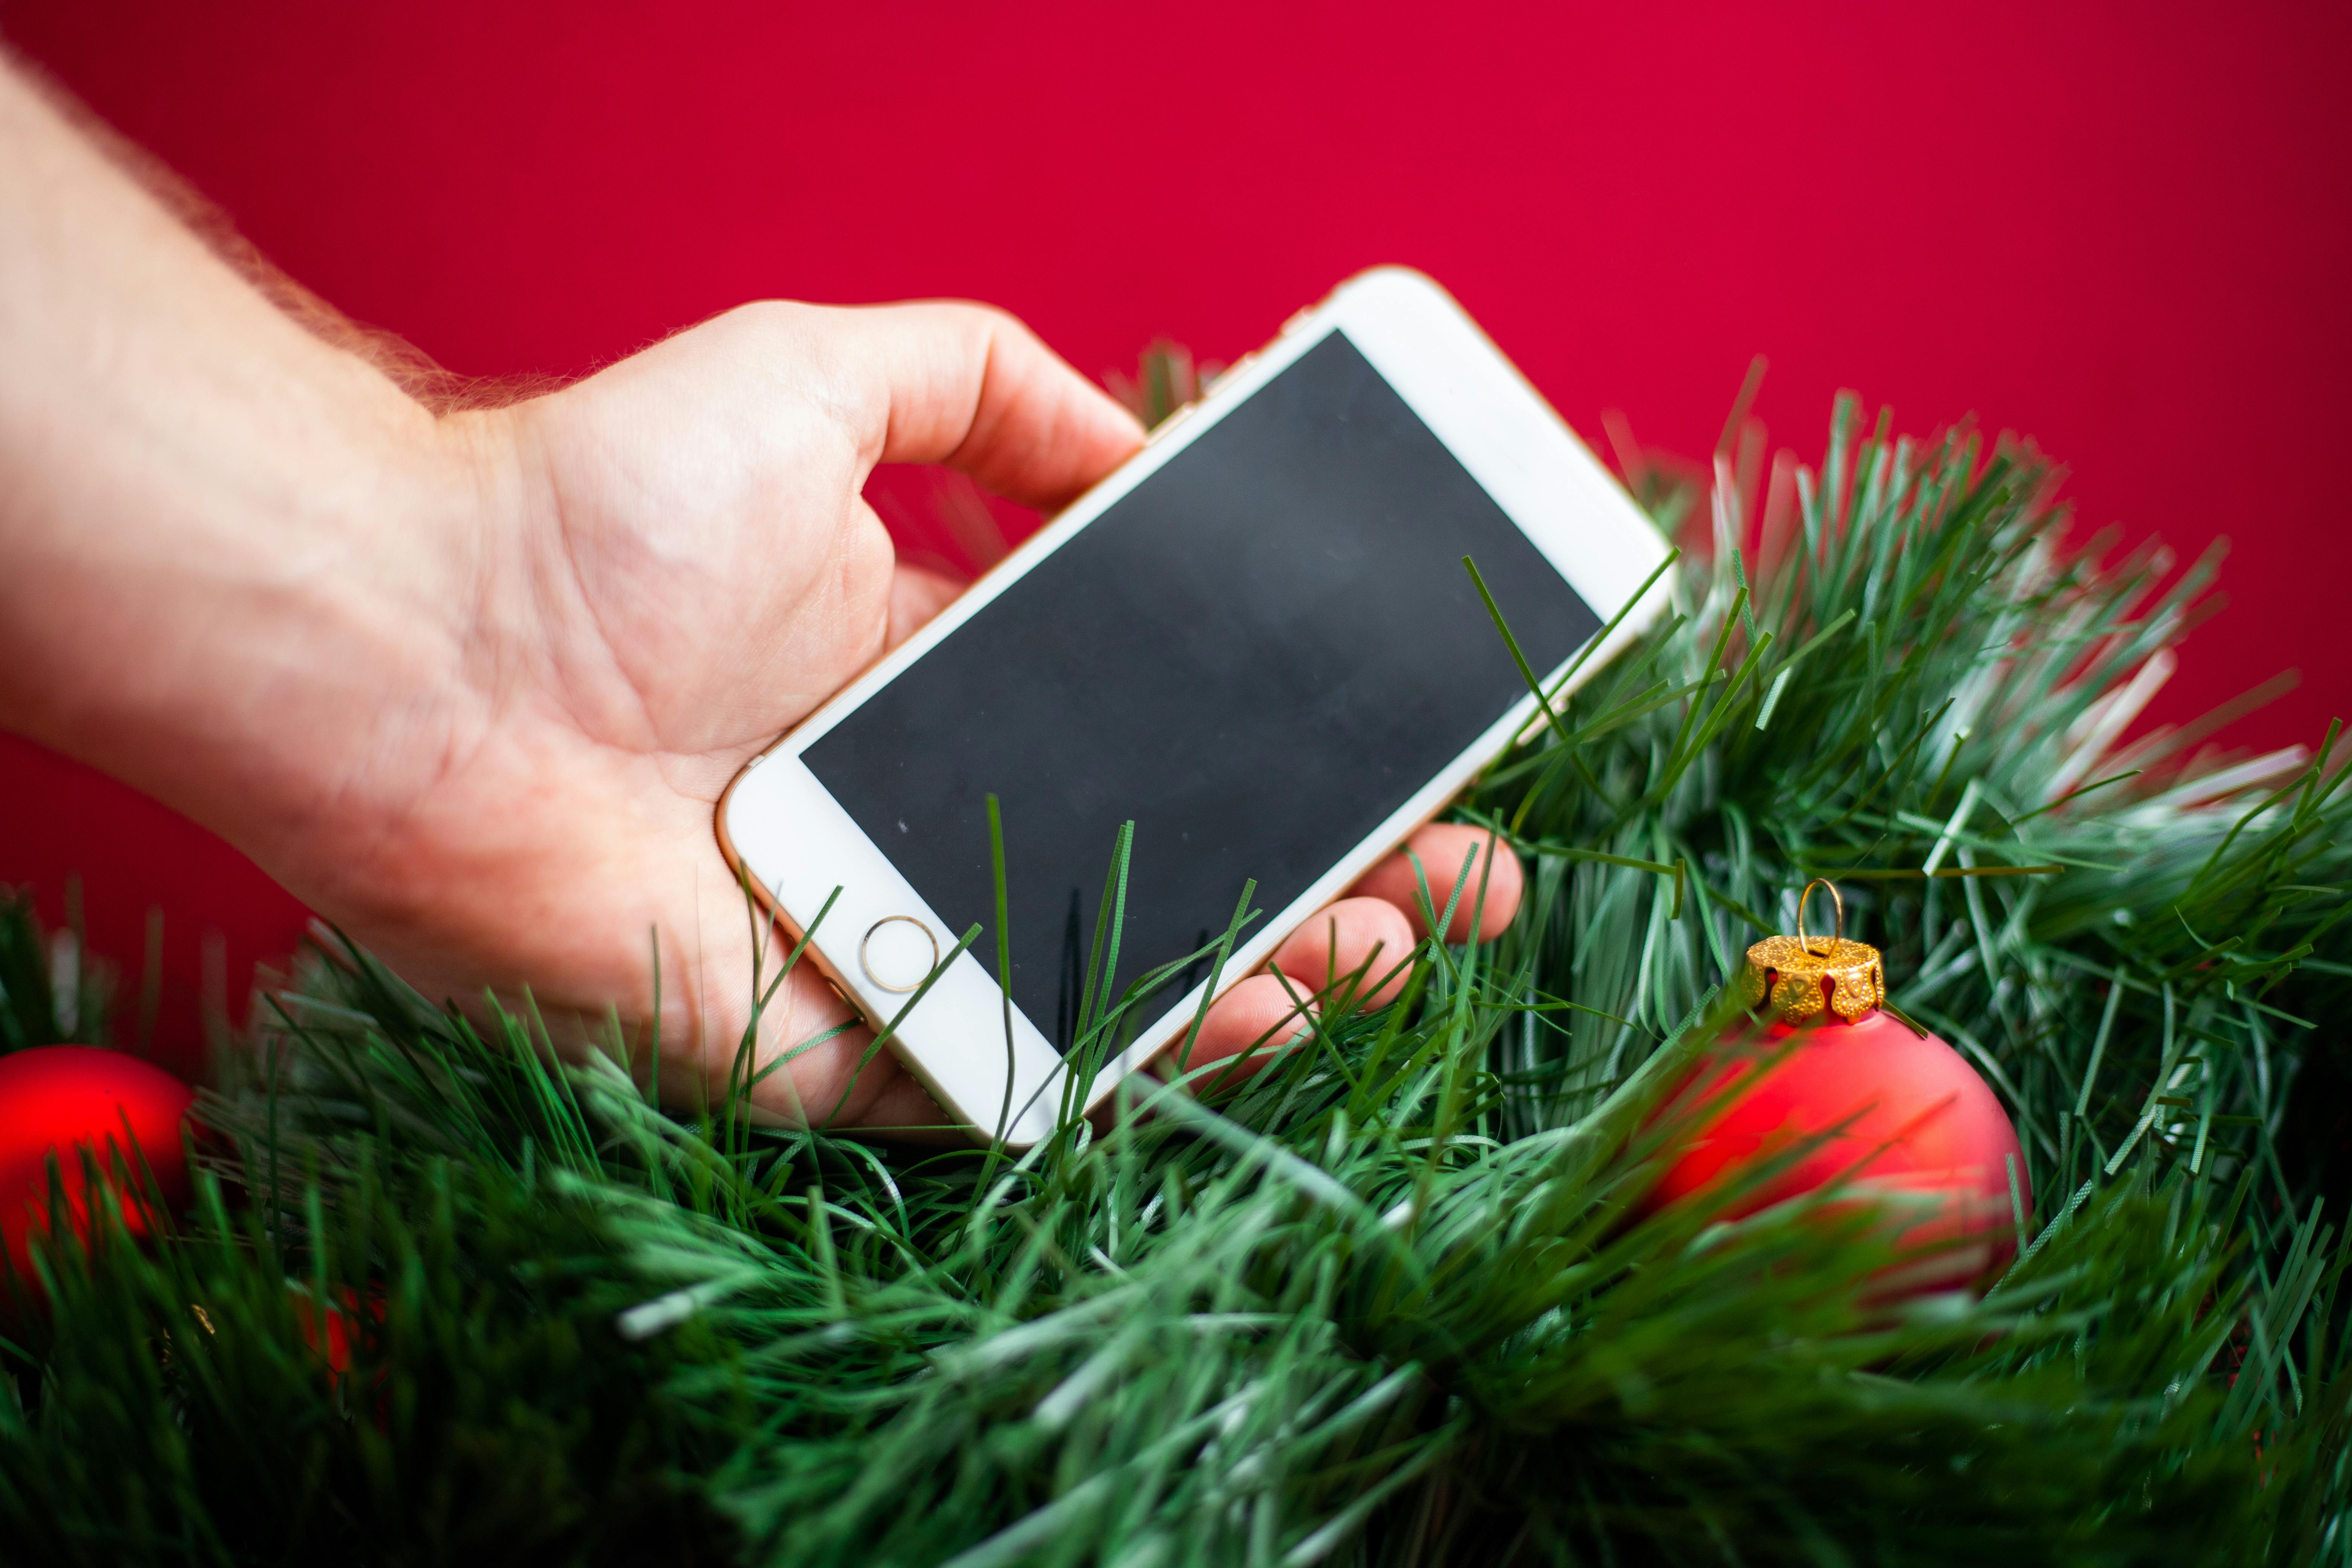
[4,1,2347,1076]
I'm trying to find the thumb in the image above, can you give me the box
[887,563,965,651]
[820,300,1145,510]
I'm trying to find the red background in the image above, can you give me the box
[3,1,2347,1077]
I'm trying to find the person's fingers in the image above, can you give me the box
[1351,823,1525,943]
[738,958,953,1135]
[825,300,1145,510]
[1174,972,1318,1092]
[1269,896,1417,1008]
[839,1058,959,1138]
[887,562,965,651]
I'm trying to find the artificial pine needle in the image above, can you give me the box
[5,389,2350,1568]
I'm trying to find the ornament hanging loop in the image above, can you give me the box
[1795,879,1845,955]
[1739,879,1886,1024]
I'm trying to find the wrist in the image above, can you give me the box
[1,383,505,885]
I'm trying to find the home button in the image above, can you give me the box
[859,916,940,994]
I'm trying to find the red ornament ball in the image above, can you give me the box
[1640,899,2029,1291]
[0,1045,196,1289]
[292,1286,373,1377]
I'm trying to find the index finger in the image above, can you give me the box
[824,300,1145,511]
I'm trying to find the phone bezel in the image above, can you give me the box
[717,266,1673,1147]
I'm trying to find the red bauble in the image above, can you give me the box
[292,1286,383,1378]
[1641,889,2028,1288]
[0,1045,196,1290]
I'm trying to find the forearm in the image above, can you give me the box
[0,58,491,859]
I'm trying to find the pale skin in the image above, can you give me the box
[0,58,1522,1131]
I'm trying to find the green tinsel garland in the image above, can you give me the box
[3,368,2349,1566]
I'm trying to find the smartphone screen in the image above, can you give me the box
[802,329,1602,1051]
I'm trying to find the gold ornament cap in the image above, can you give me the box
[1737,879,1886,1024]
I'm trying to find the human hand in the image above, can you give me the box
[305,303,1521,1129]
[0,63,1521,1132]
[308,306,1531,1128]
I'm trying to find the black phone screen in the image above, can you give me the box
[802,329,1602,1052]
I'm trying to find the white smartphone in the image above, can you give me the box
[718,266,1671,1146]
